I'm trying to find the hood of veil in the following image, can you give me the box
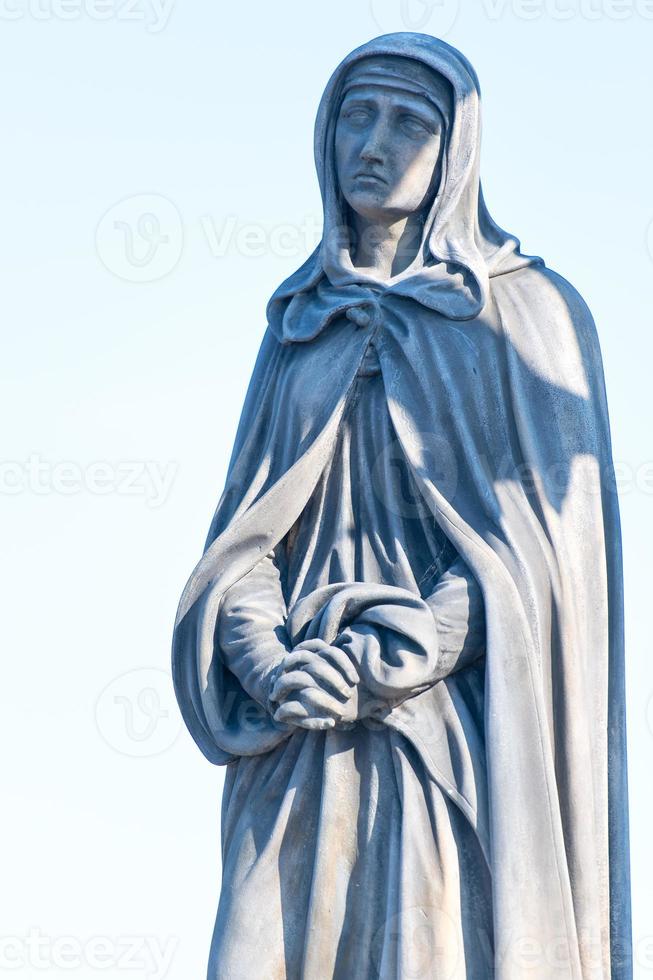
[266,32,542,343]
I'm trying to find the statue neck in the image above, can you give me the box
[349,211,424,281]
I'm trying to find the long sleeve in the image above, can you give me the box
[216,549,291,711]
[332,553,486,706]
[424,554,486,681]
[218,542,486,716]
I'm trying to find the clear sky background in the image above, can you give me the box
[2,1,652,977]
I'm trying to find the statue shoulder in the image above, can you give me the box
[491,262,603,362]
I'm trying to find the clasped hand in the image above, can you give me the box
[269,638,364,731]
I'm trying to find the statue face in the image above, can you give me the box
[335,84,444,224]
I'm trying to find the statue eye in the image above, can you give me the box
[400,114,433,137]
[342,107,372,127]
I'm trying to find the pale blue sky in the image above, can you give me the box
[3,2,652,976]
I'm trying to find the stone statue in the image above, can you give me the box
[173,32,631,979]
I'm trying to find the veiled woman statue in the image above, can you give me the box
[173,32,631,980]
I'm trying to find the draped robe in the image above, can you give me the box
[210,337,491,978]
[172,31,631,980]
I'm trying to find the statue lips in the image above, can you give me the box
[353,170,387,185]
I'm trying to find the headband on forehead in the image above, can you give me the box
[340,54,453,128]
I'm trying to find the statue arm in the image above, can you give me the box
[335,554,486,711]
[216,549,291,712]
[216,545,362,731]
[216,545,485,725]
[423,554,486,681]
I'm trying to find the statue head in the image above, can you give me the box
[267,34,538,341]
[334,55,450,226]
